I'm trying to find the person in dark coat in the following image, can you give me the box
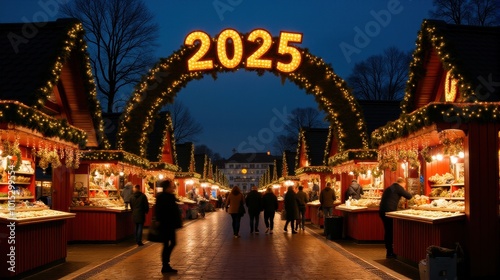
[245,185,263,234]
[379,177,413,258]
[121,182,133,210]
[295,186,309,231]
[156,180,183,274]
[130,184,149,246]
[262,186,278,234]
[283,186,299,234]
[319,182,336,218]
[346,179,364,200]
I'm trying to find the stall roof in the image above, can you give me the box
[403,20,500,114]
[297,127,329,167]
[176,142,195,172]
[0,18,108,148]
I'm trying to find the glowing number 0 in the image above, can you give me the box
[276,32,303,73]
[185,31,213,71]
[217,29,243,69]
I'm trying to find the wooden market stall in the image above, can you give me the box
[370,20,500,278]
[0,18,109,278]
[69,152,148,242]
[294,127,339,227]
[329,150,384,242]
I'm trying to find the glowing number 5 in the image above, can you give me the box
[276,32,303,73]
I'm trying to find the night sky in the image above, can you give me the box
[0,0,434,158]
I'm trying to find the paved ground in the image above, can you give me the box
[24,210,420,280]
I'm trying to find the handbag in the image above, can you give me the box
[238,202,246,217]
[147,219,163,242]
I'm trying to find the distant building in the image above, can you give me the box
[222,152,276,192]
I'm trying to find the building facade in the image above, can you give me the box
[222,152,276,192]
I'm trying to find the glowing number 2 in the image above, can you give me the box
[246,29,272,69]
[185,31,213,71]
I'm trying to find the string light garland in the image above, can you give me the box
[402,20,485,114]
[0,101,86,145]
[117,32,369,157]
[26,19,109,149]
[371,101,500,148]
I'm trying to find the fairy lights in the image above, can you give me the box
[117,30,369,158]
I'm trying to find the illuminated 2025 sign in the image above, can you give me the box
[184,29,303,73]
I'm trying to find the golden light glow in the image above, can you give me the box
[276,31,303,73]
[444,70,458,102]
[246,29,272,69]
[185,31,213,71]
[217,29,243,69]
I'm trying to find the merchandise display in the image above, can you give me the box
[386,209,464,224]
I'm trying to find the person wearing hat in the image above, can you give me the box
[346,179,364,200]
[121,182,133,210]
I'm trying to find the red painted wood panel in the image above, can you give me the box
[0,220,69,278]
[344,210,383,241]
[393,218,465,264]
[465,123,500,277]
[308,204,324,226]
[69,210,134,242]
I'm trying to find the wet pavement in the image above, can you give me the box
[24,210,419,279]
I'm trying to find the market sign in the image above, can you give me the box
[184,29,302,73]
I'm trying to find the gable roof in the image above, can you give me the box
[373,20,500,147]
[297,128,329,167]
[402,19,500,114]
[176,142,194,172]
[0,18,108,148]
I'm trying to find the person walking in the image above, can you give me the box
[295,186,309,231]
[283,186,299,234]
[121,182,133,210]
[245,185,263,234]
[130,184,149,246]
[346,179,364,200]
[379,177,413,258]
[319,182,336,218]
[156,180,183,274]
[224,186,245,238]
[262,186,278,234]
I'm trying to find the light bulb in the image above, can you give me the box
[458,151,464,158]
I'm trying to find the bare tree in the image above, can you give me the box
[429,0,471,24]
[469,0,500,26]
[347,46,412,101]
[272,107,328,155]
[165,101,203,144]
[283,107,329,136]
[429,0,499,26]
[60,0,159,112]
[272,135,297,156]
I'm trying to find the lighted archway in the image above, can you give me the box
[117,30,369,157]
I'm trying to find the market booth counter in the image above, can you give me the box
[0,207,75,278]
[336,203,383,242]
[69,206,133,242]
[307,201,323,227]
[385,209,465,265]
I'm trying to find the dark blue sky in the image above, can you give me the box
[0,0,434,158]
